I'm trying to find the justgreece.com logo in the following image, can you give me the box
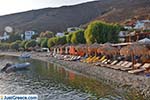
[0,95,4,100]
[0,95,38,100]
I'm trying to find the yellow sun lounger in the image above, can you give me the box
[99,56,106,62]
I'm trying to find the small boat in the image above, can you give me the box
[20,53,31,58]
[2,62,31,72]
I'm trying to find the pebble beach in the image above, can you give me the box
[0,51,150,99]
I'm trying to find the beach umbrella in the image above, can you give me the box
[75,44,87,56]
[75,44,86,51]
[97,45,119,56]
[88,43,100,55]
[120,44,148,56]
[120,44,149,68]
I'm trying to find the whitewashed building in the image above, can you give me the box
[118,31,128,42]
[24,31,36,40]
[55,32,64,37]
[0,32,10,40]
[134,20,150,30]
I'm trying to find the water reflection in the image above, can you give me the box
[0,56,145,100]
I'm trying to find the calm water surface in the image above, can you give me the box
[0,56,144,100]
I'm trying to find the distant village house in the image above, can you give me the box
[124,20,150,30]
[24,31,37,40]
[55,32,64,37]
[0,32,10,41]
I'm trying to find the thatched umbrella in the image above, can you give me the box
[120,44,149,68]
[87,43,100,55]
[97,45,119,56]
[75,44,87,56]
[75,44,86,51]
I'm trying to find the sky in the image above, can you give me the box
[0,0,95,16]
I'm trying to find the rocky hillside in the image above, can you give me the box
[0,0,149,34]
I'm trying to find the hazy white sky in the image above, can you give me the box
[0,0,95,16]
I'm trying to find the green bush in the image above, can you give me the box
[47,37,57,48]
[56,36,67,45]
[71,30,86,44]
[21,40,28,49]
[0,43,10,50]
[25,40,37,49]
[41,38,48,48]
[10,42,20,50]
[84,21,122,44]
[66,33,73,44]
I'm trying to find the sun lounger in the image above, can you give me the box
[105,60,118,68]
[100,59,111,67]
[71,56,80,61]
[99,56,106,62]
[64,56,74,61]
[110,60,118,65]
[92,57,100,63]
[120,62,133,71]
[76,56,81,60]
[128,68,145,74]
[86,56,98,63]
[109,61,124,69]
[116,61,124,66]
[121,61,129,67]
[111,61,133,70]
[128,63,150,74]
[103,59,111,64]
[142,63,150,69]
[121,62,142,71]
[121,67,133,71]
[101,59,108,64]
[124,62,132,68]
[134,63,142,69]
[94,59,107,66]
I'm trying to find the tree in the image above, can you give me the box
[21,40,28,49]
[41,38,48,48]
[47,37,57,48]
[71,30,86,44]
[84,21,122,44]
[10,41,20,50]
[0,43,10,50]
[37,38,44,46]
[66,33,73,44]
[25,40,37,49]
[56,36,67,45]
[31,34,39,39]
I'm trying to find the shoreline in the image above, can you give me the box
[0,51,150,98]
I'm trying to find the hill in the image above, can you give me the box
[0,0,149,35]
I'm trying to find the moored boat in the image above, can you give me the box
[20,53,31,58]
[1,62,31,72]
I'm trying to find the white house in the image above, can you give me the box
[134,20,150,30]
[124,26,133,30]
[0,32,10,40]
[118,31,128,42]
[24,31,36,40]
[55,32,64,37]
